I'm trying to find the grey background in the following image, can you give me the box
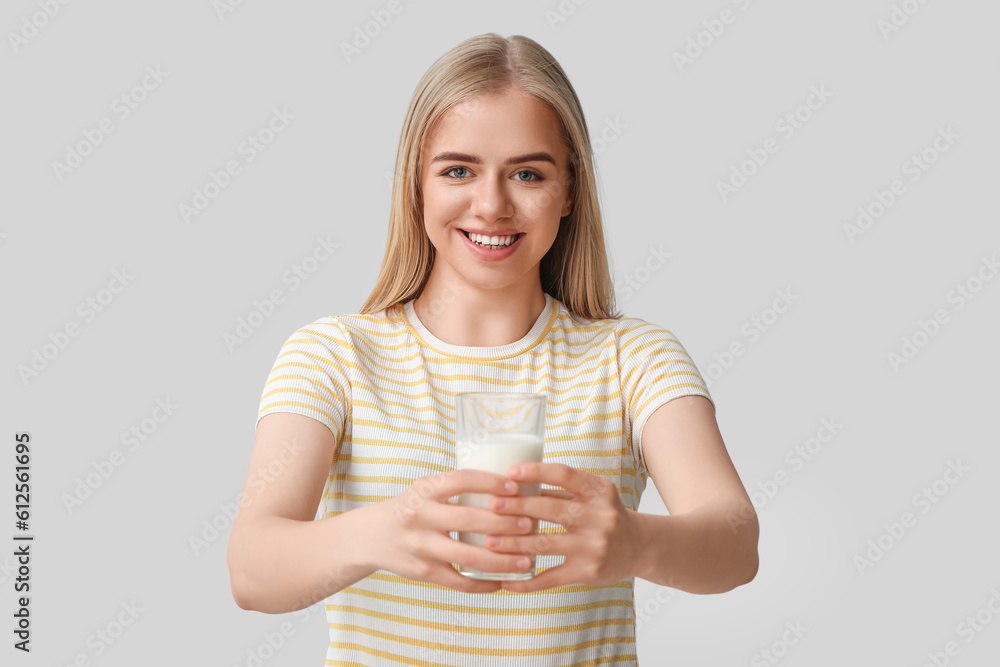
[3,1,999,665]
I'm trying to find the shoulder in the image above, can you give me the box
[281,305,409,352]
[546,297,620,343]
[613,315,685,347]
[612,315,701,377]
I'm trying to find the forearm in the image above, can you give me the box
[631,499,759,594]
[227,504,378,613]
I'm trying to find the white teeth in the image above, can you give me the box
[467,232,516,247]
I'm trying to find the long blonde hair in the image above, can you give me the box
[360,33,619,320]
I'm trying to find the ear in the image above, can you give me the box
[561,182,574,218]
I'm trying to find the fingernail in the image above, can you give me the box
[517,557,531,569]
[510,465,522,477]
[493,497,507,510]
[486,536,501,548]
[505,481,518,493]
[517,517,531,531]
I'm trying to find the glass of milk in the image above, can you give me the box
[454,392,547,581]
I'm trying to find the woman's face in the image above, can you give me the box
[418,89,574,296]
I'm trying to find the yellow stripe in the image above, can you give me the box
[350,420,455,450]
[344,383,621,418]
[634,383,709,418]
[257,401,342,439]
[337,586,633,615]
[326,642,464,667]
[352,399,623,433]
[332,474,418,486]
[337,330,620,373]
[620,340,696,410]
[627,369,702,417]
[348,424,624,449]
[325,604,632,635]
[331,327,619,360]
[619,321,677,348]
[545,447,625,458]
[279,349,621,392]
[346,456,453,472]
[325,492,393,503]
[273,346,353,372]
[621,352,693,401]
[347,372,621,405]
[324,485,634,503]
[325,652,636,667]
[350,405,624,440]
[295,313,643,356]
[567,654,638,667]
[260,384,347,420]
[265,370,619,416]
[328,631,633,657]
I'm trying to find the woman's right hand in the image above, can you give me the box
[369,469,537,593]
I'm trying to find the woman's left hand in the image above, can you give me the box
[485,462,643,592]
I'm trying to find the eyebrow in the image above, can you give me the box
[429,151,557,167]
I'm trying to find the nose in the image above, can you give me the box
[470,175,514,222]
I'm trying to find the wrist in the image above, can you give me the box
[333,501,383,579]
[628,510,662,582]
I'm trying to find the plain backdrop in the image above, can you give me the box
[2,1,999,665]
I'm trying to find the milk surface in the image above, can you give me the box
[456,432,544,473]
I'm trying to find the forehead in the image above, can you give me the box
[424,90,566,157]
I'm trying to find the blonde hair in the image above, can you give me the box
[360,33,619,320]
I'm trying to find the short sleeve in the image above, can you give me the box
[256,318,352,444]
[617,319,714,477]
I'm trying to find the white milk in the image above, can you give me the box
[455,433,543,549]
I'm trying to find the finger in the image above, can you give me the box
[439,535,536,580]
[490,493,582,527]
[507,463,616,502]
[484,529,572,557]
[540,488,575,500]
[438,503,534,536]
[418,469,519,503]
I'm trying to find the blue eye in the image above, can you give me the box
[514,170,542,182]
[440,167,544,182]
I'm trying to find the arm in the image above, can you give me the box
[632,395,759,594]
[227,412,378,613]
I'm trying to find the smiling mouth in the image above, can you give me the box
[461,230,522,248]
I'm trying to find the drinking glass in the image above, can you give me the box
[454,392,546,581]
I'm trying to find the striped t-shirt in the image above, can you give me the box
[256,292,713,666]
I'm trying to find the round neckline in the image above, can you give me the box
[401,293,557,359]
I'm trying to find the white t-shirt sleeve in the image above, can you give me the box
[617,319,714,478]
[255,318,352,444]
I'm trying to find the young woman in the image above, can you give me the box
[228,33,759,666]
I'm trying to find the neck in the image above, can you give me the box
[412,270,547,347]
